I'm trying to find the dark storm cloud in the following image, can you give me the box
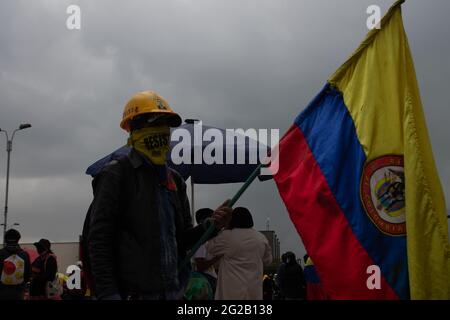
[0,0,449,255]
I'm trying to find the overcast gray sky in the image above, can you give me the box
[0,0,449,259]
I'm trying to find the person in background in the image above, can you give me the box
[0,229,31,300]
[272,272,282,300]
[193,208,222,298]
[207,207,272,300]
[29,239,58,299]
[262,274,274,300]
[276,251,306,300]
[274,252,287,300]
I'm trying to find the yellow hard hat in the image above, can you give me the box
[120,91,182,131]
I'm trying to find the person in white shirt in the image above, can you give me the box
[206,207,272,300]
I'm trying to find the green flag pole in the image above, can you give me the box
[180,163,264,269]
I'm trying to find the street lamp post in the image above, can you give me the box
[0,222,20,230]
[0,124,31,244]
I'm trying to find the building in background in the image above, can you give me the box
[259,230,280,263]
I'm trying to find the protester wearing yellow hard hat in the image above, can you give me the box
[84,90,232,300]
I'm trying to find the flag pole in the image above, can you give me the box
[180,163,264,269]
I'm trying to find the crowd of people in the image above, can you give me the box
[263,253,311,300]
[0,229,63,300]
[0,90,321,301]
[0,224,317,301]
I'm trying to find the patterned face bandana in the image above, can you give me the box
[128,126,170,165]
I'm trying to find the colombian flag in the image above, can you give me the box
[274,0,450,299]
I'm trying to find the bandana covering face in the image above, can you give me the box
[128,126,171,165]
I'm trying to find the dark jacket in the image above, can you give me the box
[88,149,212,299]
[276,261,306,299]
[0,244,31,299]
[30,252,57,297]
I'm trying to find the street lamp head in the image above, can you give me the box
[19,124,31,130]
